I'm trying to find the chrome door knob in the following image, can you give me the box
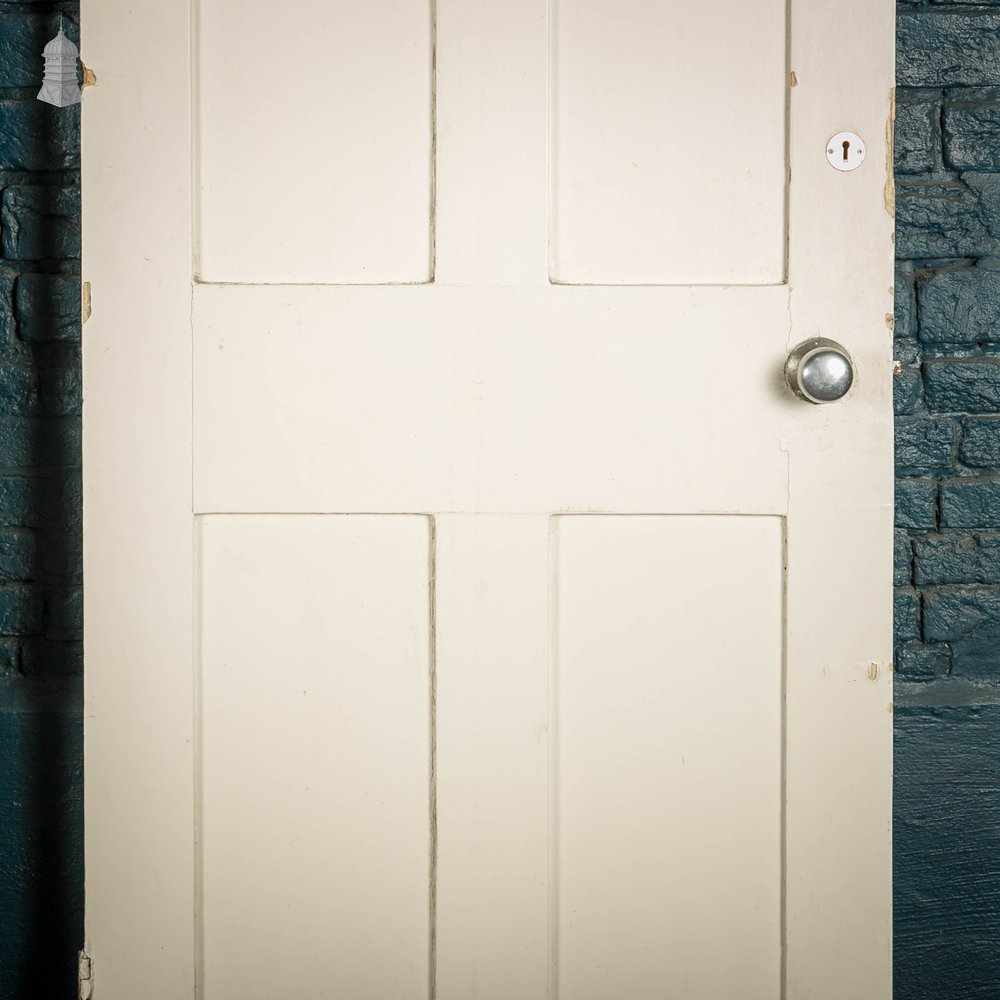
[784,338,854,404]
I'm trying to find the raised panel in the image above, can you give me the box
[555,515,783,998]
[550,0,787,285]
[195,0,433,284]
[199,515,432,999]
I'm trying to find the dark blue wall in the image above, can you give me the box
[894,3,1000,997]
[0,3,82,997]
[0,3,997,998]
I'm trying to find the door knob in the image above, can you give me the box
[784,338,854,404]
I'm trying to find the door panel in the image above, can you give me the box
[549,0,788,285]
[199,515,432,999]
[555,515,783,999]
[82,0,895,997]
[195,0,434,284]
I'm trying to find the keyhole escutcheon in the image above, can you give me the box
[826,131,866,172]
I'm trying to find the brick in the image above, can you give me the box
[0,472,81,530]
[0,529,33,581]
[0,365,36,415]
[0,100,78,171]
[896,418,955,475]
[0,416,80,470]
[924,360,1000,413]
[894,641,952,680]
[0,14,77,89]
[897,12,1000,87]
[37,367,80,417]
[919,266,1000,347]
[895,589,922,646]
[35,529,81,586]
[895,530,914,587]
[0,476,44,528]
[944,101,1000,171]
[51,469,80,529]
[1,186,80,260]
[895,338,921,370]
[959,417,1000,467]
[895,267,918,341]
[897,478,939,530]
[951,631,1000,680]
[15,274,81,342]
[894,368,923,417]
[895,97,938,175]
[924,587,1000,641]
[894,339,921,369]
[0,585,41,635]
[896,177,1000,259]
[914,533,1000,585]
[44,587,80,641]
[0,637,17,676]
[0,477,33,527]
[966,173,1000,236]
[19,638,81,677]
[941,477,1000,528]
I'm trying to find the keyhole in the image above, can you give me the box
[826,132,865,170]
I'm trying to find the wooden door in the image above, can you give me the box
[81,2,895,998]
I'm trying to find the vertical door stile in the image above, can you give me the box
[784,0,896,996]
[434,0,549,287]
[434,516,551,1000]
[82,0,197,996]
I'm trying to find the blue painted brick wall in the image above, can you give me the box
[0,3,83,997]
[895,3,1000,997]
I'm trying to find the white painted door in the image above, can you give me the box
[81,2,895,999]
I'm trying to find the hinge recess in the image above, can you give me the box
[78,951,93,1000]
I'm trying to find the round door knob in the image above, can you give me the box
[784,338,854,404]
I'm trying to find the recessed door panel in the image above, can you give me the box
[199,515,432,1000]
[195,0,433,284]
[555,515,784,998]
[550,0,788,285]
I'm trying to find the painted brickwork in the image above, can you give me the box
[894,4,1000,997]
[0,2,82,997]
